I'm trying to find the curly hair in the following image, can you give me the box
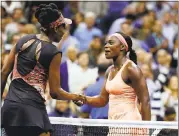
[35,3,61,27]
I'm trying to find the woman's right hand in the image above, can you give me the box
[72,94,87,106]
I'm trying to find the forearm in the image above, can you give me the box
[86,95,108,107]
[50,88,77,101]
[1,72,8,97]
[141,102,151,121]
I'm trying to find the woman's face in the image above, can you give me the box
[53,24,66,42]
[169,76,178,91]
[78,53,89,67]
[104,36,122,59]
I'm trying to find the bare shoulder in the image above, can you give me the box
[127,61,142,79]
[105,65,113,78]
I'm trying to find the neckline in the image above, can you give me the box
[108,59,129,82]
[35,34,52,43]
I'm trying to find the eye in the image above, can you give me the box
[109,41,113,45]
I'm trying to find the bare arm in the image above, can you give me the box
[48,53,85,101]
[128,63,151,120]
[1,45,16,97]
[84,67,111,107]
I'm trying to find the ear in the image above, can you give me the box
[120,45,126,51]
[54,27,58,33]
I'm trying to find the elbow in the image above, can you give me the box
[142,97,150,107]
[50,91,58,99]
[99,97,108,107]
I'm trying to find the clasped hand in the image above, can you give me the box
[73,94,86,106]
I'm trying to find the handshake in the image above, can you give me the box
[73,94,87,106]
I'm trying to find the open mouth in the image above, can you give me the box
[105,50,111,54]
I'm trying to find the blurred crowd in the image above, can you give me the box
[1,1,178,121]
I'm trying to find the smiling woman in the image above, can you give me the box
[74,32,151,123]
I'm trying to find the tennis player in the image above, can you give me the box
[74,32,151,121]
[1,3,85,136]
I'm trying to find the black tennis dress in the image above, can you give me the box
[1,34,61,135]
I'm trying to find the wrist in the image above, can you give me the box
[71,93,78,101]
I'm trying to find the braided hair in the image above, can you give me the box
[35,3,61,28]
[116,32,137,64]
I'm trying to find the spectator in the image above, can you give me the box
[145,20,168,55]
[63,1,79,19]
[162,75,178,120]
[80,62,109,119]
[60,46,79,93]
[108,14,136,35]
[4,33,21,51]
[162,12,177,50]
[152,1,171,19]
[164,107,176,121]
[87,36,103,68]
[141,64,163,121]
[1,6,8,18]
[75,52,98,93]
[73,12,103,52]
[79,1,108,19]
[24,24,38,34]
[99,1,130,34]
[48,100,72,117]
[70,12,84,34]
[5,8,27,36]
[56,24,80,62]
[1,1,22,14]
[170,34,178,69]
[120,22,142,50]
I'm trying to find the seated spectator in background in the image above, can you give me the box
[136,49,158,77]
[99,1,130,34]
[73,12,103,52]
[80,62,110,119]
[154,49,174,80]
[5,8,27,36]
[108,14,136,35]
[145,20,168,55]
[87,36,103,68]
[1,6,8,18]
[164,107,176,121]
[60,46,79,93]
[24,24,38,34]
[120,22,142,50]
[74,52,98,94]
[56,25,80,62]
[48,100,72,118]
[2,1,22,14]
[162,12,177,50]
[162,75,178,121]
[79,1,108,20]
[136,15,153,39]
[63,1,79,19]
[140,64,163,121]
[170,34,178,69]
[4,33,21,51]
[70,12,84,34]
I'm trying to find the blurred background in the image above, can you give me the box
[1,1,178,122]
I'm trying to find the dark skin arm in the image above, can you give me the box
[127,62,151,120]
[49,53,85,102]
[1,45,16,98]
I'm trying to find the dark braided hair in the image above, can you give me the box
[117,32,137,64]
[35,3,61,28]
